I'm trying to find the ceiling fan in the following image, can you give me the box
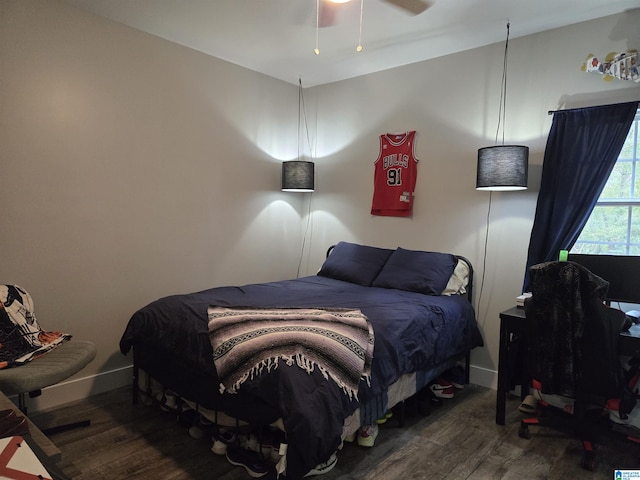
[374,0,433,15]
[317,0,433,28]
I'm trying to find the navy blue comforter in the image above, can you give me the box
[120,275,482,478]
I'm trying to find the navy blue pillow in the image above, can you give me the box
[372,248,457,295]
[317,242,394,286]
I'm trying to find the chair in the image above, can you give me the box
[0,285,96,435]
[519,261,638,470]
[0,340,96,432]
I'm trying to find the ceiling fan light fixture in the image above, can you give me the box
[314,0,427,55]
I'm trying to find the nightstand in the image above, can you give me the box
[496,306,526,425]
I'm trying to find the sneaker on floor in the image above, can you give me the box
[429,378,454,399]
[226,445,270,478]
[357,424,379,447]
[303,453,338,477]
[343,431,356,443]
[441,365,466,390]
[177,406,199,427]
[192,415,213,439]
[212,428,237,455]
[375,411,393,424]
[188,425,205,439]
[156,390,178,412]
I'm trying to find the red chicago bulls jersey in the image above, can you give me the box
[371,131,419,217]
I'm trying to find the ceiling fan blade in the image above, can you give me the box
[384,0,432,15]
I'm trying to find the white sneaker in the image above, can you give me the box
[343,431,356,443]
[156,390,178,411]
[357,424,379,447]
[211,428,237,455]
[429,379,454,399]
[303,453,338,477]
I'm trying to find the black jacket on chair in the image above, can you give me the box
[525,261,635,415]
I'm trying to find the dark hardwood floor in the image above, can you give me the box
[30,384,638,479]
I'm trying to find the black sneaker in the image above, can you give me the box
[226,444,270,478]
[177,406,200,427]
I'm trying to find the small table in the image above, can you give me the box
[0,391,72,479]
[0,391,61,461]
[496,306,526,425]
[620,322,640,357]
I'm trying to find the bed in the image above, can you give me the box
[119,242,483,479]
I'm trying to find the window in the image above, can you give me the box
[571,109,640,255]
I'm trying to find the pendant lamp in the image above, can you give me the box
[282,161,315,192]
[282,78,315,192]
[476,145,528,191]
[476,23,528,191]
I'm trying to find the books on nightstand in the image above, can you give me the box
[516,293,532,307]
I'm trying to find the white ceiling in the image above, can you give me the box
[62,0,640,87]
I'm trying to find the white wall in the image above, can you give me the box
[0,0,311,410]
[1,0,639,410]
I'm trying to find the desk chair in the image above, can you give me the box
[0,339,96,435]
[0,285,96,435]
[520,261,637,469]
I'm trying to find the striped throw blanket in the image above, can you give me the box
[207,306,374,399]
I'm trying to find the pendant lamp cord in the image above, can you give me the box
[298,78,302,161]
[314,0,320,54]
[478,22,509,327]
[478,189,492,327]
[296,77,314,279]
[357,0,364,52]
[494,22,510,146]
[299,78,314,162]
[297,191,313,278]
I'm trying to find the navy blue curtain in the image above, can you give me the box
[523,101,639,291]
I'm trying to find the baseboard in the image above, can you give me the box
[8,363,498,414]
[6,365,134,414]
[469,364,497,390]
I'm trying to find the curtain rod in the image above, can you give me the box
[548,100,639,115]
